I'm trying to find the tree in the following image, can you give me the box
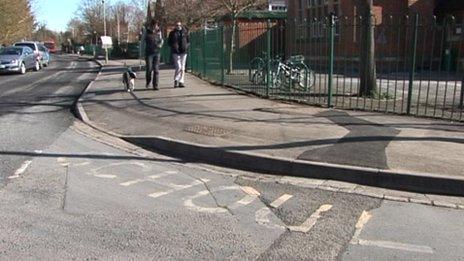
[68,0,147,45]
[161,0,222,29]
[359,0,377,97]
[0,0,35,44]
[76,0,105,38]
[33,23,58,43]
[213,0,267,73]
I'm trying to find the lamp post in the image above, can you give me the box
[102,0,108,63]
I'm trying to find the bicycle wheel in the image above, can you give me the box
[294,68,315,92]
[273,70,290,92]
[252,69,266,85]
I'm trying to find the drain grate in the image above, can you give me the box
[184,125,232,137]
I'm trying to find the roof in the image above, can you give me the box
[219,10,287,21]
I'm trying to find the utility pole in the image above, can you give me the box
[103,0,108,64]
[117,9,120,44]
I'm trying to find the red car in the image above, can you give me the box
[44,41,57,53]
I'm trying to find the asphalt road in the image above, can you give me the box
[1,123,463,260]
[0,54,98,186]
[0,57,463,260]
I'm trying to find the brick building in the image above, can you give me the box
[285,0,464,71]
[220,11,287,68]
[288,0,436,23]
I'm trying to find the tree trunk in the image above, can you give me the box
[359,0,377,97]
[227,16,237,74]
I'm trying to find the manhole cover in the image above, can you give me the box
[184,125,232,137]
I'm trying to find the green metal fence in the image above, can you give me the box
[188,15,464,122]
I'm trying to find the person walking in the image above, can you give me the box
[168,21,189,88]
[145,20,164,90]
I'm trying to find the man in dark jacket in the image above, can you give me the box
[168,21,189,88]
[145,20,164,90]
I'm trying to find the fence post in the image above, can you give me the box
[220,26,225,86]
[460,76,464,109]
[327,13,336,108]
[203,28,207,78]
[266,19,272,97]
[407,13,420,115]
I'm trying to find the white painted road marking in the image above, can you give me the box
[241,186,261,196]
[229,195,257,210]
[351,210,434,254]
[73,162,91,167]
[90,162,151,178]
[287,204,333,233]
[351,210,372,244]
[270,194,293,208]
[9,160,32,179]
[184,190,229,214]
[184,185,257,214]
[357,239,434,254]
[94,174,118,179]
[120,173,171,187]
[149,179,209,199]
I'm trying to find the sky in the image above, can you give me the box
[34,0,80,32]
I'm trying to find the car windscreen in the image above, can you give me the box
[0,48,22,55]
[15,43,36,51]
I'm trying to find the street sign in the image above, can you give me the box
[101,36,113,48]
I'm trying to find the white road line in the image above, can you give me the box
[287,204,333,233]
[229,195,257,210]
[73,162,91,167]
[241,186,261,196]
[120,179,145,187]
[357,239,434,254]
[119,173,171,187]
[149,179,208,199]
[90,162,151,179]
[270,194,293,208]
[184,185,257,213]
[351,210,372,244]
[351,210,434,254]
[94,174,117,179]
[8,160,32,179]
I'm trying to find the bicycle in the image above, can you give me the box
[272,55,315,92]
[249,54,315,92]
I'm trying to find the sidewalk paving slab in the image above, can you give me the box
[76,60,464,196]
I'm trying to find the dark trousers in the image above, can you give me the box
[146,53,160,87]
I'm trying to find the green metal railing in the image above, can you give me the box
[188,15,464,122]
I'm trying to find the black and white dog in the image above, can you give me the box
[122,65,137,92]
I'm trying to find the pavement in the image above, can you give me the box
[77,58,464,196]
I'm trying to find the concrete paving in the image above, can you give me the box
[78,59,464,194]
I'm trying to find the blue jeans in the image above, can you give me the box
[146,53,160,87]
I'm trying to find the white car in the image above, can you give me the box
[14,41,42,69]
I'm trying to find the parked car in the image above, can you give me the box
[38,43,51,67]
[14,41,42,69]
[0,46,40,74]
